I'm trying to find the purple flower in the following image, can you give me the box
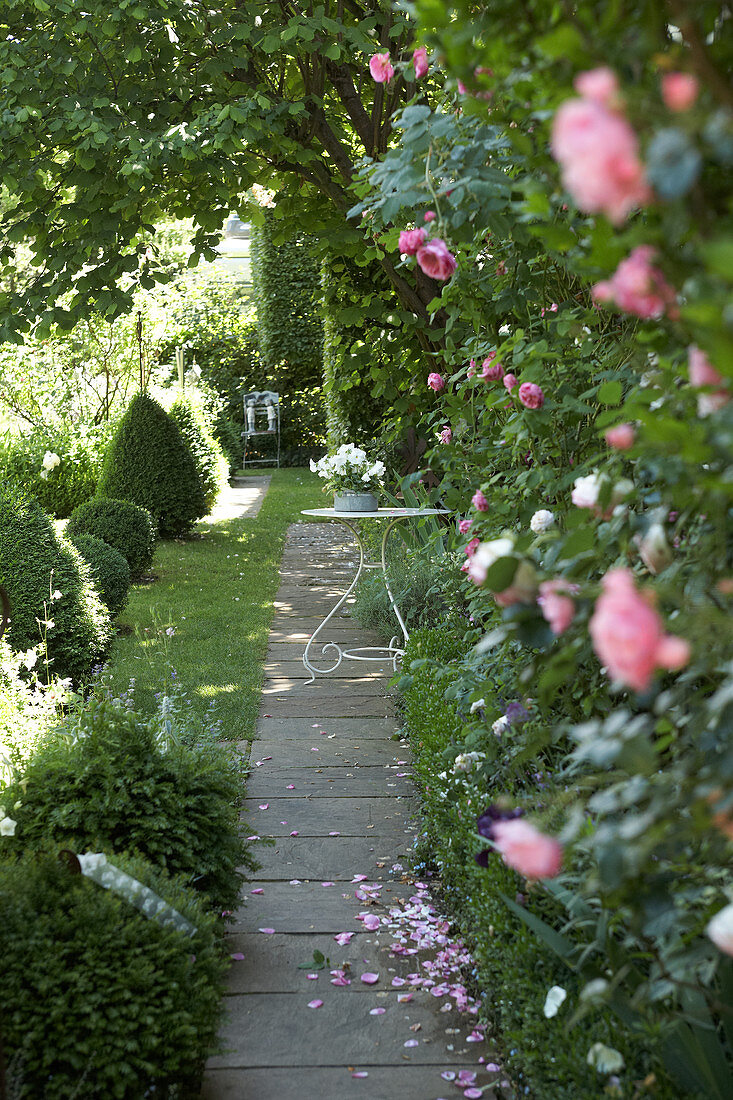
[505,703,530,726]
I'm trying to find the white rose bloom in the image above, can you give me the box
[586,1043,625,1074]
[530,509,555,533]
[362,472,371,482]
[543,986,567,1018]
[706,901,733,956]
[571,473,601,509]
[309,458,318,473]
[466,537,514,585]
[469,698,486,714]
[42,450,61,471]
[492,715,510,736]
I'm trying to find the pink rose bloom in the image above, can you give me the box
[662,72,699,112]
[540,303,558,317]
[457,78,468,95]
[465,537,480,558]
[412,47,429,79]
[467,358,477,378]
[438,425,452,444]
[416,238,457,281]
[458,518,473,534]
[574,67,619,107]
[551,98,650,224]
[503,373,518,393]
[605,423,635,450]
[519,382,544,409]
[481,354,503,381]
[472,489,489,512]
[592,246,677,320]
[399,227,426,255]
[589,567,691,691]
[492,819,563,879]
[427,372,445,392]
[424,210,436,222]
[538,579,580,636]
[688,346,729,415]
[369,52,394,83]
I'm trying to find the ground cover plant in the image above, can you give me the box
[104,468,323,742]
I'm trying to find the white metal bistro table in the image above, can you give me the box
[300,507,444,684]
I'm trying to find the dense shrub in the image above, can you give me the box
[0,851,226,1099]
[169,397,226,512]
[1,694,255,912]
[0,484,111,685]
[68,534,131,618]
[0,425,106,519]
[97,392,206,536]
[65,496,157,580]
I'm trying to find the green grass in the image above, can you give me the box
[104,468,323,741]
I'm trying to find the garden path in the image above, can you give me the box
[201,475,272,524]
[200,523,497,1100]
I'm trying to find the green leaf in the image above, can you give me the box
[597,380,622,405]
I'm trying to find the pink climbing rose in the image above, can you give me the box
[458,518,473,534]
[427,372,445,392]
[551,91,650,224]
[503,373,518,393]
[472,489,489,512]
[662,72,699,112]
[369,52,394,83]
[574,67,619,107]
[538,579,579,636]
[481,354,503,381]
[399,227,426,255]
[416,238,457,281]
[605,423,635,450]
[688,346,729,416]
[519,382,544,409]
[592,246,677,320]
[438,426,452,444]
[412,47,429,79]
[589,568,691,692]
[492,819,563,879]
[424,210,436,222]
[465,537,480,558]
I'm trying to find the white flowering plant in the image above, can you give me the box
[309,444,386,495]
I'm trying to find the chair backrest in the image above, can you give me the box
[243,390,279,407]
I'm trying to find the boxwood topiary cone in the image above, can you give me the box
[97,392,206,537]
[0,483,111,685]
[169,398,224,514]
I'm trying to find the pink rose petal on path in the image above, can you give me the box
[290,831,299,836]
[334,931,354,946]
[352,874,368,882]
[290,879,301,885]
[311,723,319,727]
[308,999,323,1008]
[465,1090,483,1099]
[250,887,264,895]
[397,992,413,1003]
[261,756,272,761]
[307,973,319,980]
[352,1071,369,1078]
[258,803,269,810]
[286,784,295,790]
[360,972,379,984]
[321,881,335,887]
[404,1039,419,1048]
[391,977,406,987]
[362,914,381,931]
[258,928,276,934]
[370,1007,386,1015]
[246,835,260,841]
[329,831,340,836]
[230,953,245,961]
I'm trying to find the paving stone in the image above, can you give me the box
[201,1064,497,1100]
[254,716,402,739]
[228,880,416,934]
[244,738,410,769]
[207,991,487,1069]
[241,795,417,837]
[259,695,395,718]
[263,660,387,680]
[245,766,414,799]
[261,676,390,699]
[251,836,410,880]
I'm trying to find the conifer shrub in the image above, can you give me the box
[68,534,131,618]
[96,392,206,536]
[0,484,111,685]
[169,398,226,513]
[0,851,225,1099]
[65,497,157,579]
[2,694,255,912]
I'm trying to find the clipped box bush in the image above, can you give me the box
[97,392,206,537]
[65,496,157,579]
[2,694,255,912]
[169,397,226,513]
[0,851,226,1099]
[0,484,111,686]
[68,534,131,618]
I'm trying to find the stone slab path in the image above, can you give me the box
[201,475,271,524]
[200,523,497,1100]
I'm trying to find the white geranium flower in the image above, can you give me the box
[706,902,733,956]
[543,985,567,1018]
[451,751,483,774]
[42,450,61,471]
[492,715,510,736]
[469,698,486,714]
[586,1043,625,1074]
[530,509,555,534]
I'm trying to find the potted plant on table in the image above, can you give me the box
[310,445,386,511]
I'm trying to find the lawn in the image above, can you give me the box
[104,468,323,741]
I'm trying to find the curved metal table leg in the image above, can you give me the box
[303,518,364,684]
[381,518,410,671]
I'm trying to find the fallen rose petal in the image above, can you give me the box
[321,881,335,887]
[250,887,264,895]
[307,973,319,980]
[258,803,269,810]
[464,1090,483,1099]
[334,932,354,946]
[362,914,381,931]
[329,831,340,836]
[360,972,379,984]
[258,928,275,934]
[308,999,323,1008]
[441,1072,456,1081]
[246,835,260,841]
[286,784,295,790]
[404,1039,419,1047]
[230,953,245,961]
[290,830,299,836]
[352,874,368,882]
[352,1071,368,1078]
[397,992,413,1003]
[370,1007,386,1015]
[290,879,301,885]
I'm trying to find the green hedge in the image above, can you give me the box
[399,626,677,1100]
[0,851,225,1099]
[69,534,131,618]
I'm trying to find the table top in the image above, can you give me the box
[301,507,444,519]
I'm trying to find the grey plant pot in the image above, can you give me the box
[333,491,379,512]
